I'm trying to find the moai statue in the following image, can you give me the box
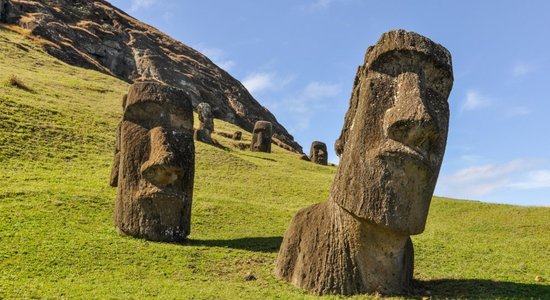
[0,0,10,23]
[232,131,242,141]
[250,121,272,153]
[309,141,328,165]
[110,82,195,242]
[275,30,453,295]
[194,102,214,144]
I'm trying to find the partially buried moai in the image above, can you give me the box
[309,141,327,165]
[194,102,214,144]
[275,30,453,295]
[250,121,272,153]
[110,81,195,242]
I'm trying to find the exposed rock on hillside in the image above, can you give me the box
[0,0,302,152]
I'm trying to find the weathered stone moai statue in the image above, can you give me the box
[110,81,195,242]
[232,131,242,141]
[250,121,272,153]
[309,141,328,165]
[275,30,453,295]
[194,102,214,144]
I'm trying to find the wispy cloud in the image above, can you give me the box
[285,81,342,131]
[242,72,293,95]
[505,106,531,117]
[437,159,550,199]
[195,45,236,71]
[512,63,533,77]
[130,0,157,12]
[461,90,491,112]
[510,170,550,189]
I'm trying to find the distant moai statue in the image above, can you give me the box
[194,102,214,144]
[110,81,195,242]
[232,131,242,141]
[309,141,327,165]
[0,0,10,23]
[275,30,454,295]
[250,121,272,153]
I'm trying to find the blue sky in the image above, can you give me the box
[108,0,550,206]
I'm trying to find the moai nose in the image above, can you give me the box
[383,72,439,152]
[140,127,183,186]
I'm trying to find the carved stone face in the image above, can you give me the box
[197,102,214,131]
[310,141,328,165]
[251,121,272,153]
[111,82,194,242]
[331,31,453,235]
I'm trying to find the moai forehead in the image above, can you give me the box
[123,81,193,131]
[197,102,212,119]
[253,121,272,133]
[330,30,453,235]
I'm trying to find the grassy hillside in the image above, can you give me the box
[0,27,549,299]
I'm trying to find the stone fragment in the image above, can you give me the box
[250,121,272,153]
[194,102,214,144]
[275,30,453,295]
[110,81,195,242]
[309,141,327,165]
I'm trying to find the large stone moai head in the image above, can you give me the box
[331,30,453,235]
[309,141,328,165]
[194,102,214,144]
[250,121,272,153]
[110,81,195,242]
[197,102,214,131]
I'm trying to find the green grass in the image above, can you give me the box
[0,27,549,299]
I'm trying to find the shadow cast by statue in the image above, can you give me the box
[186,236,283,253]
[413,278,550,299]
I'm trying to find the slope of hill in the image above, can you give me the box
[0,0,303,153]
[0,28,549,299]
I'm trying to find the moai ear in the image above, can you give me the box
[109,123,121,187]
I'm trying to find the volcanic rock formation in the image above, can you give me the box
[276,30,453,295]
[0,0,302,153]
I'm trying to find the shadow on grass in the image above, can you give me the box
[187,236,283,253]
[238,153,277,162]
[414,278,550,299]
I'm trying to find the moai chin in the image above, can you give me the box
[110,81,195,242]
[309,141,328,165]
[250,121,272,153]
[194,102,214,144]
[275,30,453,295]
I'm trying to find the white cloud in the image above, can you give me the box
[310,0,334,10]
[283,81,342,131]
[242,72,293,95]
[437,159,549,199]
[196,45,236,72]
[287,81,341,113]
[130,0,157,11]
[461,90,491,111]
[512,63,532,77]
[505,106,531,117]
[510,170,550,189]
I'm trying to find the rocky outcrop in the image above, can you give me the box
[0,0,302,153]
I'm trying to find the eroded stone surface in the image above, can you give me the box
[276,30,453,295]
[309,141,327,165]
[250,121,272,153]
[110,81,195,242]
